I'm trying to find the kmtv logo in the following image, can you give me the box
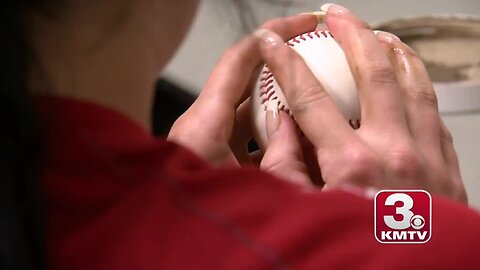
[375,190,431,244]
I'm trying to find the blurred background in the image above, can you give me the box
[157,0,480,208]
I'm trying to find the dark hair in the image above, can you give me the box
[1,1,46,270]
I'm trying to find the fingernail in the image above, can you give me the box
[254,28,270,39]
[266,105,280,138]
[321,3,350,15]
[320,3,333,12]
[254,28,284,47]
[374,30,401,42]
[298,11,326,24]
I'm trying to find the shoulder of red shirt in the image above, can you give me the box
[36,95,480,270]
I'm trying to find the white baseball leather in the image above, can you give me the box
[252,30,361,149]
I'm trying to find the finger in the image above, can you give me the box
[376,31,445,166]
[323,4,408,133]
[300,137,324,186]
[230,98,254,164]
[172,14,318,141]
[439,120,468,202]
[194,13,320,121]
[169,15,319,164]
[249,150,263,166]
[256,28,357,150]
[232,98,253,144]
[315,23,328,32]
[260,112,311,187]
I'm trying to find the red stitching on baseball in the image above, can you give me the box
[262,79,274,88]
[261,85,274,96]
[264,91,275,99]
[264,84,274,92]
[259,31,335,117]
[261,90,277,105]
[264,73,274,81]
[287,31,331,49]
[261,91,273,104]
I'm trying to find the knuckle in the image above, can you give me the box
[400,44,420,59]
[431,171,467,202]
[429,170,452,189]
[168,115,187,138]
[357,61,397,86]
[437,175,459,199]
[386,148,423,178]
[260,17,289,33]
[220,47,243,64]
[338,147,379,185]
[402,44,421,59]
[441,177,455,192]
[369,65,397,85]
[290,83,329,114]
[392,44,420,72]
[455,185,469,203]
[408,87,439,108]
[441,125,454,144]
[261,159,284,172]
[261,20,277,30]
[169,112,216,143]
[262,158,305,175]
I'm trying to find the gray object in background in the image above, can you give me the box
[375,15,480,114]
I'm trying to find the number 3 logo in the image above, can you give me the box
[375,190,431,243]
[383,193,414,230]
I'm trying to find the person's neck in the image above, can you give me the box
[27,5,162,131]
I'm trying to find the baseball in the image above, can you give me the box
[252,30,361,149]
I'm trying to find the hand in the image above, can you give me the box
[257,4,467,202]
[168,14,320,166]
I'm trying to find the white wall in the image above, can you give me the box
[162,0,480,208]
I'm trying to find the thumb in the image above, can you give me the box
[260,111,311,187]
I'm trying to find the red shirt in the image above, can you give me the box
[38,96,480,269]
